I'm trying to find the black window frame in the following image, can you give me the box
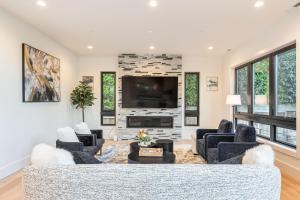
[234,43,296,148]
[101,72,116,126]
[184,72,200,126]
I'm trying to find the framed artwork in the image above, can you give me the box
[22,43,61,102]
[82,76,94,89]
[206,76,218,91]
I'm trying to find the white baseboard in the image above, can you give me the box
[0,155,30,180]
[275,158,300,181]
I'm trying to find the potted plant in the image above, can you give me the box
[136,129,152,147]
[70,81,96,122]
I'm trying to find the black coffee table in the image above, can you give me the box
[128,140,175,164]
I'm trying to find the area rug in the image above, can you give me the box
[101,140,205,164]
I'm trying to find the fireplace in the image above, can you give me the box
[127,116,173,128]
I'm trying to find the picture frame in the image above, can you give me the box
[82,76,94,89]
[22,43,61,102]
[206,76,218,91]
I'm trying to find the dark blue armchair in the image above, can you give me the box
[196,119,233,160]
[206,124,257,164]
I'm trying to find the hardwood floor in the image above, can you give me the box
[1,170,300,200]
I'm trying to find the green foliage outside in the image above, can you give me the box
[102,73,115,111]
[185,74,198,109]
[70,81,96,122]
[237,67,248,112]
[237,48,296,109]
[254,58,269,96]
[276,49,296,105]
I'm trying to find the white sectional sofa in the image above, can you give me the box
[23,164,281,200]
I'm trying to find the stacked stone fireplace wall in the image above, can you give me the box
[117,54,182,140]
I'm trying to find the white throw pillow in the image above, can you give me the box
[242,145,274,167]
[74,122,91,134]
[31,143,75,166]
[57,127,79,142]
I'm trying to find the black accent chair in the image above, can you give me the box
[90,129,105,155]
[56,129,105,155]
[196,119,233,160]
[206,124,258,164]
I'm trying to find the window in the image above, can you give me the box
[253,58,269,115]
[254,123,270,138]
[234,43,296,148]
[276,127,296,147]
[236,66,248,113]
[101,72,116,125]
[275,48,296,118]
[184,72,200,126]
[236,119,249,125]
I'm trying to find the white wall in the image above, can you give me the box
[74,56,118,138]
[222,10,300,179]
[0,9,77,179]
[75,55,225,139]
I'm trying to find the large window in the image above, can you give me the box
[234,43,296,148]
[101,72,116,125]
[275,48,296,118]
[236,66,248,113]
[184,72,200,126]
[253,58,269,115]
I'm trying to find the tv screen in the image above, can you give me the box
[122,76,178,108]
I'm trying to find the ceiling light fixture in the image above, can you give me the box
[149,45,155,50]
[254,1,265,8]
[36,0,47,7]
[87,45,93,50]
[149,0,158,7]
[208,46,214,50]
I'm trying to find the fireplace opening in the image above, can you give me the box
[127,116,173,128]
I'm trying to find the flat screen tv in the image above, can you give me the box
[122,76,178,108]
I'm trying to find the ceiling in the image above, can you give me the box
[0,0,299,56]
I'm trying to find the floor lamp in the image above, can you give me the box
[226,95,241,127]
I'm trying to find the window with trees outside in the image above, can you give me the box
[236,66,248,113]
[184,72,200,126]
[234,43,296,148]
[101,72,116,125]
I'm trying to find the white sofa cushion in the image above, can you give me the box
[74,122,91,134]
[242,145,274,167]
[31,143,75,166]
[57,127,79,142]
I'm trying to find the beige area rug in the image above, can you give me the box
[101,140,206,164]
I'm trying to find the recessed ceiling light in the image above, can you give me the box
[208,46,214,50]
[149,0,158,7]
[87,45,93,50]
[36,0,47,7]
[254,1,264,8]
[149,45,155,50]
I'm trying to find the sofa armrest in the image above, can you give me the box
[56,140,84,152]
[76,134,96,146]
[206,134,235,149]
[196,129,218,139]
[91,129,103,139]
[218,142,258,162]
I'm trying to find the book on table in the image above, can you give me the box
[139,147,163,157]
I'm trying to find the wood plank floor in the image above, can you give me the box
[1,170,300,200]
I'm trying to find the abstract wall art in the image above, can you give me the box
[22,43,61,102]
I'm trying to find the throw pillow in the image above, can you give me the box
[31,143,75,166]
[242,145,274,167]
[57,127,79,142]
[75,122,91,134]
[72,151,101,164]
